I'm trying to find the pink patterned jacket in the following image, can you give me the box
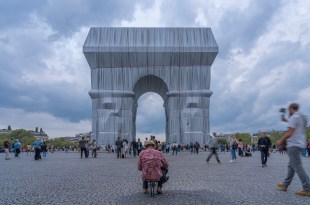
[138,147,169,181]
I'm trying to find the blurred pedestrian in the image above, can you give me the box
[229,137,237,162]
[41,141,47,157]
[194,142,200,154]
[92,139,97,158]
[277,103,310,196]
[258,132,272,167]
[85,140,89,158]
[206,133,221,164]
[137,138,143,156]
[131,139,138,157]
[172,142,178,155]
[13,139,21,158]
[115,137,122,158]
[4,140,10,160]
[33,139,42,160]
[26,144,32,156]
[189,142,194,154]
[79,137,87,159]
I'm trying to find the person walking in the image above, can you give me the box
[13,139,21,158]
[33,139,42,160]
[122,140,128,158]
[26,144,32,156]
[194,142,200,154]
[277,103,310,196]
[258,132,272,167]
[137,138,143,156]
[206,134,221,164]
[79,137,87,159]
[131,139,138,157]
[189,142,194,154]
[85,140,89,158]
[92,139,97,158]
[41,142,47,158]
[115,137,123,158]
[172,142,178,155]
[4,140,10,160]
[229,137,237,162]
[165,143,170,153]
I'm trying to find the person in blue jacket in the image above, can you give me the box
[33,139,43,160]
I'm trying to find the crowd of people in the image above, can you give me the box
[2,103,310,197]
[2,138,50,160]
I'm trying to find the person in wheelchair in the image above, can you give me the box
[138,140,169,195]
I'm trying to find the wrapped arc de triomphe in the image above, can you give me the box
[83,27,218,146]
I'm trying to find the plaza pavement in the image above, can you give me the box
[1,151,310,205]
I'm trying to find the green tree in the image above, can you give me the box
[46,138,77,149]
[235,133,251,145]
[267,131,283,144]
[0,129,36,148]
[217,138,228,145]
[8,125,12,130]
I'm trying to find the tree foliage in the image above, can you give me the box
[0,130,36,148]
[265,131,283,144]
[217,138,228,145]
[46,138,77,149]
[235,133,251,145]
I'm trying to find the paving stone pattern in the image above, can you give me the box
[1,151,310,205]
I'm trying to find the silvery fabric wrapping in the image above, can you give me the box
[83,27,218,146]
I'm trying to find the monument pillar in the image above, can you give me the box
[89,90,135,144]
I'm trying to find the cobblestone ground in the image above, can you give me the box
[1,151,310,205]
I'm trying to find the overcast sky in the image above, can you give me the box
[0,0,310,140]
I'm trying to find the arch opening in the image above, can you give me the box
[135,92,166,142]
[133,75,169,141]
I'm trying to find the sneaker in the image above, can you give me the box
[277,183,287,192]
[218,161,221,164]
[295,190,310,197]
[143,189,148,194]
[229,160,234,163]
[206,160,209,164]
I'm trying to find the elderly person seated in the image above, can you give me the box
[138,140,169,194]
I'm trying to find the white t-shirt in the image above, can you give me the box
[287,112,307,148]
